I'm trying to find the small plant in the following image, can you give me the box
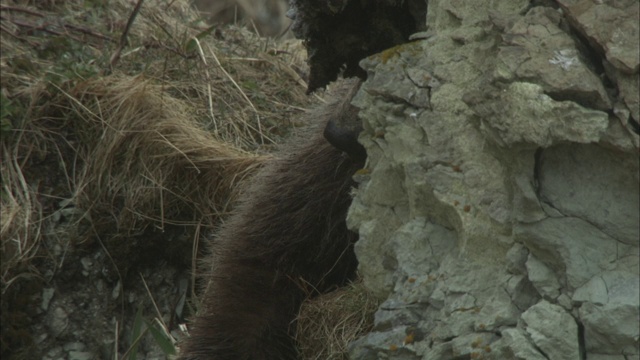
[122,302,176,360]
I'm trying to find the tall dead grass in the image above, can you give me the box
[0,148,43,289]
[0,73,269,293]
[0,0,313,289]
[66,76,265,234]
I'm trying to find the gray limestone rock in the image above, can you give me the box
[506,243,529,275]
[504,274,541,312]
[495,6,612,111]
[580,301,639,355]
[347,0,640,357]
[538,144,640,246]
[515,217,619,291]
[578,270,640,355]
[557,0,640,74]
[473,287,520,331]
[526,253,561,299]
[391,218,456,279]
[557,0,640,124]
[521,300,580,360]
[472,82,610,147]
[450,332,499,359]
[489,328,547,360]
[348,325,420,360]
[586,354,627,360]
[373,299,424,331]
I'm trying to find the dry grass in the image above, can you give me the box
[0,147,43,289]
[296,281,380,360]
[0,0,374,357]
[64,75,265,234]
[0,0,314,288]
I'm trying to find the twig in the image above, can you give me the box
[0,4,44,17]
[5,17,84,43]
[0,22,39,46]
[1,5,113,42]
[158,42,197,59]
[147,16,194,59]
[165,0,179,10]
[63,24,113,42]
[110,0,144,68]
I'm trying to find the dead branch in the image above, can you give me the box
[110,0,145,68]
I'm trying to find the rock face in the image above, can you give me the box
[347,0,639,359]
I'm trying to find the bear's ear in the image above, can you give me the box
[323,119,366,163]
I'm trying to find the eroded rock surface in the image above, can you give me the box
[348,0,639,359]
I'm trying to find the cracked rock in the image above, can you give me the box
[470,82,610,147]
[346,0,639,357]
[557,0,640,74]
[538,144,640,246]
[489,328,547,360]
[578,270,640,355]
[515,217,618,291]
[496,6,612,111]
[521,300,580,360]
[526,253,561,299]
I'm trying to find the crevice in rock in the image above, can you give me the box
[554,4,617,104]
[367,87,423,109]
[530,336,552,360]
[627,116,640,135]
[526,0,560,13]
[532,147,543,197]
[540,89,608,112]
[577,321,587,359]
[521,324,552,360]
[564,27,609,85]
[403,68,433,110]
[606,107,640,137]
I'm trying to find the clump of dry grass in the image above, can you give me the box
[67,75,265,235]
[0,149,43,289]
[0,0,314,284]
[296,281,380,360]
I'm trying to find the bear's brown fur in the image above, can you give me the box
[178,79,365,360]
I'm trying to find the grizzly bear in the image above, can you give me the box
[178,79,365,360]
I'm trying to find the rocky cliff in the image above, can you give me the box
[347,0,639,359]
